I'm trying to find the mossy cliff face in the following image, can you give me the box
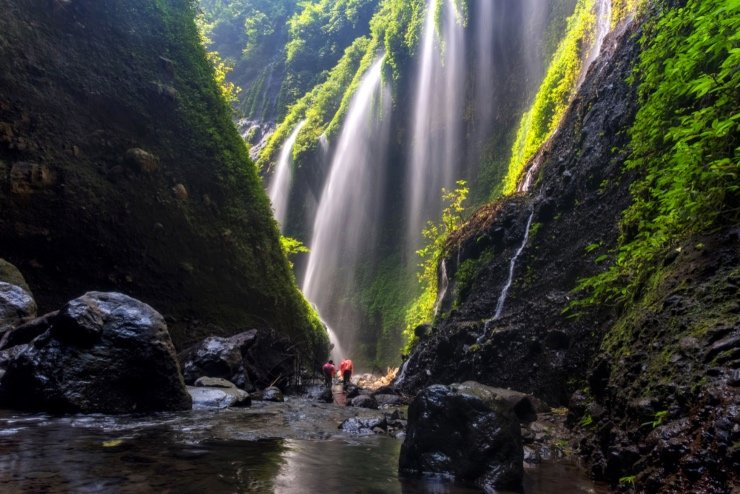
[0,0,327,358]
[399,0,738,491]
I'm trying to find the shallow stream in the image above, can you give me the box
[0,394,608,493]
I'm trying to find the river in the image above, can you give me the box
[0,394,608,493]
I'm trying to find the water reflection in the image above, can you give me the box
[0,403,607,494]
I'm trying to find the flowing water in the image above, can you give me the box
[0,403,609,494]
[269,120,306,230]
[302,57,391,354]
[406,0,466,254]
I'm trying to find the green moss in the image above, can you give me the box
[500,0,598,196]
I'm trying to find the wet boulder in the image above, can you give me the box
[0,292,191,413]
[350,394,378,409]
[179,328,296,391]
[0,282,36,335]
[194,376,237,388]
[0,311,57,350]
[0,259,31,294]
[399,382,524,492]
[317,387,333,403]
[181,335,246,387]
[260,386,284,402]
[339,416,387,435]
[188,385,251,409]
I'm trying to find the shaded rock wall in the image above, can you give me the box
[0,0,327,358]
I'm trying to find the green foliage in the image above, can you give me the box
[404,180,469,350]
[619,475,636,487]
[257,0,425,169]
[279,234,309,268]
[501,0,597,196]
[148,0,328,358]
[572,0,740,309]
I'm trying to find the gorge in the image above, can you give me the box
[0,0,737,492]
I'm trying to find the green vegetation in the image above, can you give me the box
[572,0,739,309]
[501,0,597,196]
[404,181,469,350]
[145,0,329,357]
[256,0,425,170]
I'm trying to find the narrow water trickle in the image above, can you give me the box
[479,210,535,338]
[269,120,306,230]
[302,57,391,355]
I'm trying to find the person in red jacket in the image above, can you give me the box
[338,359,353,387]
[322,360,335,387]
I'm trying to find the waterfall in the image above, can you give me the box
[268,120,306,230]
[302,57,391,355]
[580,0,613,85]
[406,0,466,254]
[432,260,449,317]
[491,210,535,322]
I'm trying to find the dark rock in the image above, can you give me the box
[544,330,569,350]
[260,386,284,402]
[399,383,523,492]
[345,384,361,400]
[188,386,250,409]
[9,162,57,195]
[0,311,57,350]
[317,387,333,403]
[588,359,611,398]
[374,394,404,406]
[124,148,159,174]
[194,377,237,389]
[0,292,191,413]
[350,394,378,409]
[339,416,387,435]
[181,335,244,385]
[0,282,37,334]
[0,344,27,370]
[0,259,31,294]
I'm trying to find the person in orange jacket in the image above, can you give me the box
[322,360,335,387]
[338,359,353,387]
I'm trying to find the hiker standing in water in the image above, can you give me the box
[322,360,335,387]
[339,358,353,387]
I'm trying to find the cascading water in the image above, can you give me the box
[478,210,535,342]
[302,57,391,359]
[406,0,466,254]
[269,120,306,230]
[518,0,613,194]
[583,0,613,80]
[493,210,534,320]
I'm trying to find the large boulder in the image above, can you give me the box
[179,328,296,391]
[0,292,191,413]
[0,282,36,335]
[399,382,524,492]
[0,259,31,294]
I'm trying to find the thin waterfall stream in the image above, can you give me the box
[269,120,306,230]
[478,209,535,341]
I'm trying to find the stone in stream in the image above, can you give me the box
[317,387,333,403]
[339,416,388,435]
[349,394,378,409]
[260,386,285,402]
[399,382,524,492]
[194,376,237,388]
[179,328,296,392]
[0,282,36,335]
[188,385,251,409]
[0,292,192,413]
